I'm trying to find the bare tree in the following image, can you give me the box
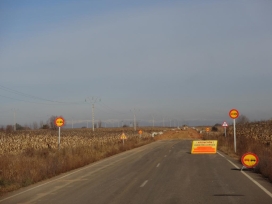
[6,125,13,132]
[98,120,102,128]
[24,123,30,130]
[39,120,44,129]
[33,122,38,130]
[236,114,250,124]
[48,115,58,130]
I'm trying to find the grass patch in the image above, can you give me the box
[0,136,155,195]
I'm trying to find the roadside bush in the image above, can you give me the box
[211,126,218,132]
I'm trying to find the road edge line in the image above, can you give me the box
[217,152,272,199]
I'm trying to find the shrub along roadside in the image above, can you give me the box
[203,133,272,182]
[0,137,154,195]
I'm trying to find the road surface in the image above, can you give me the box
[1,139,272,204]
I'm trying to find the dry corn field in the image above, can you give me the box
[227,120,272,145]
[0,127,169,155]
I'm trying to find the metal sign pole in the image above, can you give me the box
[233,119,236,153]
[58,127,61,150]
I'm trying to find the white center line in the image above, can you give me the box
[140,180,148,187]
[156,163,160,167]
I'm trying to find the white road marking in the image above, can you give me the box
[241,170,272,198]
[217,152,225,158]
[140,180,148,187]
[217,152,272,199]
[156,163,160,167]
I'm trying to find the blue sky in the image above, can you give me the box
[0,0,272,128]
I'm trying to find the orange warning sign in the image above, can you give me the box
[191,140,217,154]
[120,132,127,140]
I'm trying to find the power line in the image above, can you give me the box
[98,101,127,115]
[0,84,85,105]
[0,94,51,104]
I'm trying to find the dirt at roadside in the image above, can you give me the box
[154,128,203,140]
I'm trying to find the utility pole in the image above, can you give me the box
[134,113,136,131]
[131,109,139,131]
[13,109,16,131]
[85,97,100,132]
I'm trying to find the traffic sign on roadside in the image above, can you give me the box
[120,132,127,146]
[222,121,228,137]
[120,132,127,140]
[241,152,259,169]
[191,140,217,154]
[55,117,65,127]
[229,109,239,153]
[229,109,239,119]
[55,116,65,150]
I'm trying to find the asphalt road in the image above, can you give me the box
[1,140,272,204]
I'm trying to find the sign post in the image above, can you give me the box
[206,127,210,136]
[55,117,65,150]
[241,152,259,171]
[120,132,127,145]
[229,109,239,153]
[222,121,228,137]
[139,130,143,138]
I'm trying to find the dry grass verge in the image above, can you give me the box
[0,127,174,195]
[0,136,154,195]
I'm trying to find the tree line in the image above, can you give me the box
[0,115,61,132]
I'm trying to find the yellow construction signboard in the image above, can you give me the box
[191,140,217,154]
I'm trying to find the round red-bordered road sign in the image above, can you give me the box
[55,117,65,127]
[241,152,259,168]
[229,109,239,119]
